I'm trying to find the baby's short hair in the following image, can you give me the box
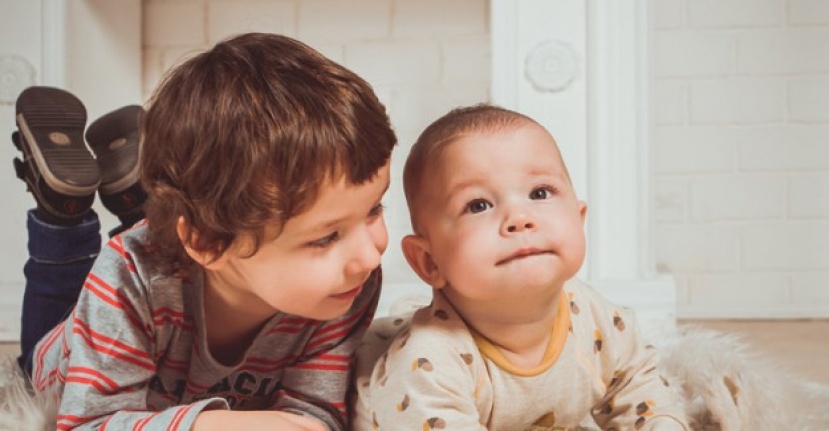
[140,33,396,272]
[402,104,536,233]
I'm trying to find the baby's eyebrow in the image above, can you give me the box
[444,177,487,198]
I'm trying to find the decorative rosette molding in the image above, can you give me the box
[524,39,579,93]
[0,56,35,105]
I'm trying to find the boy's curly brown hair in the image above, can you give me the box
[140,33,396,273]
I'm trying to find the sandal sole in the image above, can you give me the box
[15,87,100,197]
[85,105,143,195]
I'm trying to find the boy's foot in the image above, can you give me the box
[85,105,146,226]
[13,87,100,224]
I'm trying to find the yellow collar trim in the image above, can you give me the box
[472,290,570,377]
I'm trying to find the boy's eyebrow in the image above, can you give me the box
[316,180,391,231]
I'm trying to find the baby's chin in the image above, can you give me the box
[474,274,566,296]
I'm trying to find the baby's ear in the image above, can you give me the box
[176,216,228,270]
[401,234,446,289]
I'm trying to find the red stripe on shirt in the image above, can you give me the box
[305,326,354,352]
[133,413,160,431]
[168,404,194,431]
[34,322,65,389]
[67,366,119,392]
[57,414,99,430]
[293,362,349,371]
[314,353,350,362]
[108,236,137,273]
[72,320,155,372]
[305,299,372,351]
[84,278,152,341]
[312,307,363,337]
[73,318,152,361]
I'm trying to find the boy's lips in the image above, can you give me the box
[496,247,551,265]
[331,284,363,300]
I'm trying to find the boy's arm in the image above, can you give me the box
[34,237,228,430]
[590,307,689,430]
[271,270,383,431]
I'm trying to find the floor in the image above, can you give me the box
[1,320,827,385]
[680,319,829,386]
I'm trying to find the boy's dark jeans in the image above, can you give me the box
[17,210,102,377]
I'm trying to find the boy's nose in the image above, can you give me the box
[502,212,537,235]
[347,232,382,275]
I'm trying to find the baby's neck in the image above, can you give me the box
[450,290,564,368]
[483,322,554,368]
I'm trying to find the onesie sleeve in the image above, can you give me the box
[590,307,689,430]
[361,307,489,431]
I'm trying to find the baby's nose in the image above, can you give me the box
[502,212,537,234]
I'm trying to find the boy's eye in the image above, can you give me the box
[464,199,492,214]
[308,232,339,248]
[530,186,555,200]
[368,203,385,217]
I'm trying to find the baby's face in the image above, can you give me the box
[415,122,586,305]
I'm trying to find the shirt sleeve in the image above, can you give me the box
[33,236,230,431]
[362,311,488,431]
[271,269,382,431]
[590,307,690,430]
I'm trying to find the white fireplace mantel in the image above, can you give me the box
[491,0,677,332]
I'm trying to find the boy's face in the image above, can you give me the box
[207,162,390,321]
[409,123,586,306]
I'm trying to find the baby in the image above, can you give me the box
[353,104,688,430]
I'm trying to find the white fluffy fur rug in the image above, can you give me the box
[1,325,827,430]
[0,357,55,431]
[652,324,829,430]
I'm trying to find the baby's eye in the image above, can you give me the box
[530,186,555,200]
[464,199,492,214]
[308,232,339,248]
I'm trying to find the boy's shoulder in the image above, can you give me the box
[102,222,181,278]
[94,222,193,308]
[102,221,150,260]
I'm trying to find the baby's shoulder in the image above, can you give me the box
[565,279,640,336]
[366,300,478,368]
[394,302,474,350]
[566,279,632,315]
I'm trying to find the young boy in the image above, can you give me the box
[352,105,688,430]
[12,32,396,431]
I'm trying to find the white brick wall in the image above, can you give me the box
[687,0,784,28]
[789,0,829,25]
[654,0,829,317]
[141,0,829,318]
[141,0,490,314]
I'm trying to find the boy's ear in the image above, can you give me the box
[401,234,446,289]
[578,201,588,224]
[176,216,228,270]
